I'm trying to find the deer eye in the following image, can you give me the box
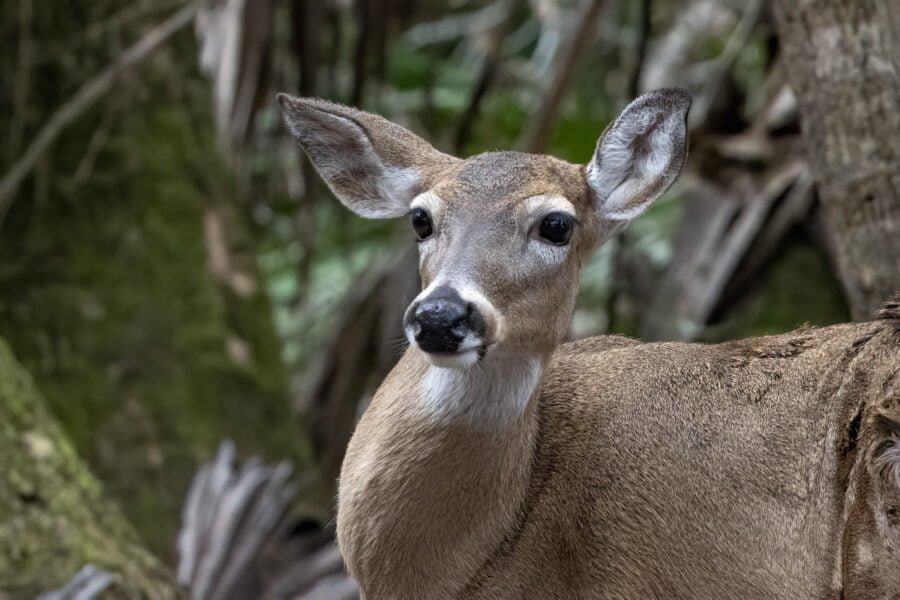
[411,208,433,241]
[537,212,574,245]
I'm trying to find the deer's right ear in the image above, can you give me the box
[278,94,459,219]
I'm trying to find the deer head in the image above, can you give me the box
[278,89,690,368]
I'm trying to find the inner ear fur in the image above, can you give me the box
[587,87,691,222]
[277,94,459,219]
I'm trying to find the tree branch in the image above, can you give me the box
[350,0,372,106]
[626,0,651,99]
[517,0,605,153]
[0,2,198,228]
[454,0,520,152]
[9,0,33,157]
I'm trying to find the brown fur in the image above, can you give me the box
[337,321,900,599]
[279,91,900,599]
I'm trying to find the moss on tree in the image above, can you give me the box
[0,4,306,557]
[0,338,183,600]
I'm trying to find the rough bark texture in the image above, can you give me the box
[0,338,183,600]
[773,0,900,320]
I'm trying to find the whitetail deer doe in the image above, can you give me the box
[279,89,900,599]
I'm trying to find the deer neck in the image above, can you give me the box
[337,348,546,597]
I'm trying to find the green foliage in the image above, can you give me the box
[259,200,400,367]
[732,35,768,99]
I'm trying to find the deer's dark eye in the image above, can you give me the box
[538,212,574,245]
[411,208,433,240]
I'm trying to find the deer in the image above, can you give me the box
[278,88,900,599]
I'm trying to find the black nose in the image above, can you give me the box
[409,286,485,354]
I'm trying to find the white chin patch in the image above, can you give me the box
[417,354,543,424]
[422,348,481,369]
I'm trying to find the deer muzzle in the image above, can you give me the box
[405,285,488,361]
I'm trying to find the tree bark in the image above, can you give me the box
[0,338,182,600]
[773,0,900,320]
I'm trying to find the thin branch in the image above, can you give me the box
[517,0,605,153]
[349,0,371,106]
[641,160,806,341]
[9,0,33,156]
[690,0,763,128]
[626,0,651,99]
[78,0,185,45]
[292,0,321,97]
[37,565,114,600]
[604,0,652,331]
[324,2,342,97]
[453,0,520,152]
[69,102,118,187]
[721,164,815,305]
[372,0,389,97]
[404,4,506,47]
[0,2,198,228]
[290,0,323,302]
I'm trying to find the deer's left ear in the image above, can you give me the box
[586,88,691,221]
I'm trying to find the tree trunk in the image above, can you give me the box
[0,0,302,558]
[773,0,900,320]
[0,338,182,600]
